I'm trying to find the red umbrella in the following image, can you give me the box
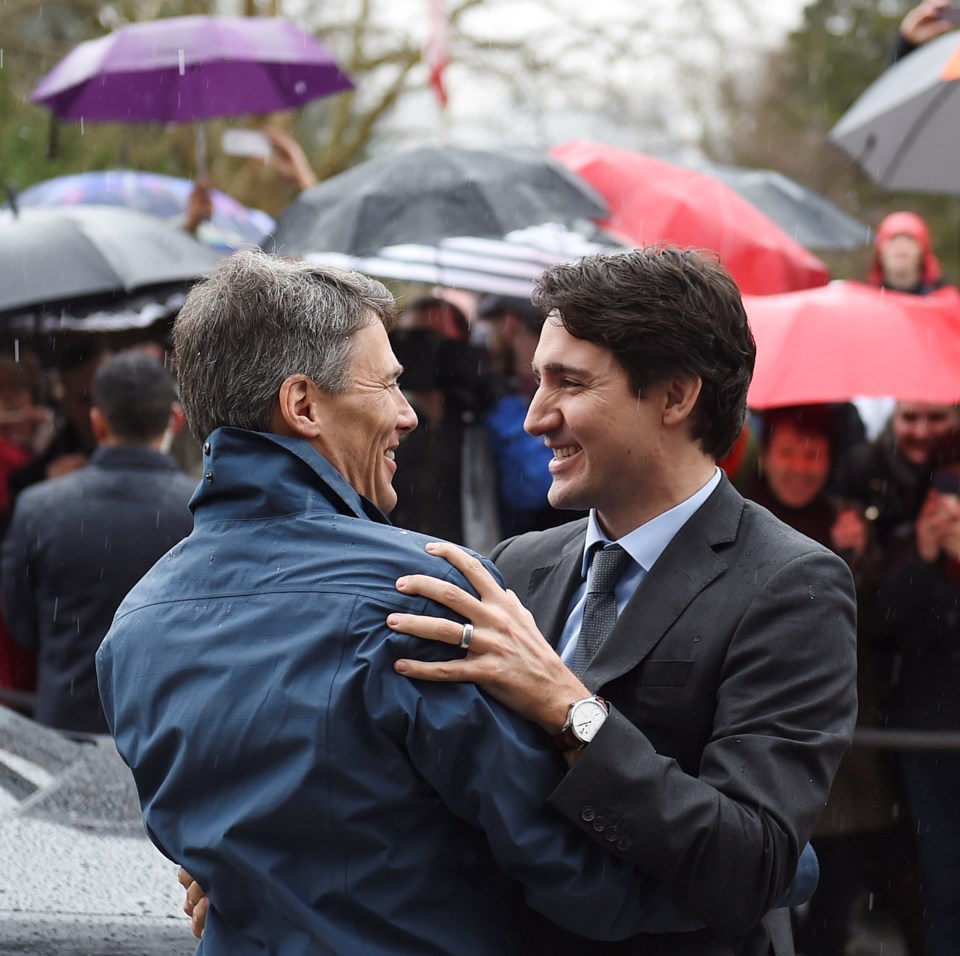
[550,140,830,295]
[744,282,960,408]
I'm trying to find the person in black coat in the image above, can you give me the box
[0,351,196,733]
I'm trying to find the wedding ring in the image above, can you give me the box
[459,622,474,650]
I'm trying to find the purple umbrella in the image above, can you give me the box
[31,15,353,173]
[32,16,353,121]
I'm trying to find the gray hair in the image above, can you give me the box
[173,250,396,442]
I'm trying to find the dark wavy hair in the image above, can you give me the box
[761,405,838,461]
[532,246,756,459]
[92,351,178,443]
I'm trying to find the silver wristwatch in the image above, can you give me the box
[553,696,609,752]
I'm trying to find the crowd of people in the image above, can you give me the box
[0,199,957,954]
[1,6,958,951]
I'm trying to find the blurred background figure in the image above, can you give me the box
[868,211,946,295]
[894,0,959,61]
[0,354,53,521]
[742,406,920,956]
[873,430,960,956]
[742,405,865,553]
[477,293,584,537]
[8,344,109,496]
[833,400,960,956]
[0,353,51,711]
[839,401,960,549]
[262,126,319,192]
[0,351,196,734]
[856,210,948,452]
[389,296,498,550]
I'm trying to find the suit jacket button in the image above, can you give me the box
[604,827,620,842]
[581,807,596,823]
[617,836,633,852]
[592,817,606,832]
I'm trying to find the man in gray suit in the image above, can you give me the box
[391,247,858,954]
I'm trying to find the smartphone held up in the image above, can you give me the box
[221,129,272,159]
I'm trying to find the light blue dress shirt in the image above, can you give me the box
[557,468,722,665]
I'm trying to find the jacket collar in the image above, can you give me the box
[89,445,181,472]
[192,427,391,525]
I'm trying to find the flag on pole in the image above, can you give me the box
[427,0,450,108]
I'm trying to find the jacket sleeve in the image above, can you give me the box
[545,548,857,938]
[389,650,701,940]
[0,497,40,649]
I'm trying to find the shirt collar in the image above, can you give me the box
[581,467,722,576]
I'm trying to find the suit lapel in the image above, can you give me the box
[583,477,744,690]
[524,534,584,650]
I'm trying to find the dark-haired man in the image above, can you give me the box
[1,351,195,733]
[391,247,858,954]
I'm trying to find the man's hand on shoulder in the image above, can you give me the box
[391,541,588,735]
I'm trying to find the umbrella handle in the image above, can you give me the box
[195,122,208,180]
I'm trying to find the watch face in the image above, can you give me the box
[571,698,608,743]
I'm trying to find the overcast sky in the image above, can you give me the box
[239,0,811,156]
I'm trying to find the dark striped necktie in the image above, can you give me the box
[571,544,632,677]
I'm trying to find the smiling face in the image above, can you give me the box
[761,421,831,509]
[315,323,417,512]
[524,318,671,538]
[892,401,958,467]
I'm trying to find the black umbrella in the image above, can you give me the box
[695,163,872,251]
[0,204,222,329]
[265,146,608,257]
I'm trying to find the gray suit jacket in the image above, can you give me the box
[493,477,857,956]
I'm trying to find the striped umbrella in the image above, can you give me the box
[304,223,624,297]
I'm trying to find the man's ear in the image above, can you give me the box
[274,375,324,439]
[169,403,187,437]
[89,406,110,445]
[661,376,702,428]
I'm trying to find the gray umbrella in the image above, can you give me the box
[830,31,960,194]
[0,204,222,320]
[695,164,872,251]
[265,146,608,257]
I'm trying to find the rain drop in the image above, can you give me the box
[294,80,307,95]
[178,49,185,75]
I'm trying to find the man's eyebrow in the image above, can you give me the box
[534,361,592,378]
[390,364,404,380]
